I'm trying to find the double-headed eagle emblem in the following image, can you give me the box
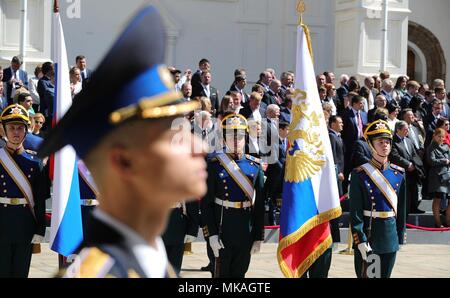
[284,89,326,183]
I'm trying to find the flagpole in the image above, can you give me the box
[53,0,67,270]
[380,0,389,72]
[19,0,27,69]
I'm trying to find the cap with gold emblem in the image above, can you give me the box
[363,119,392,143]
[221,114,248,136]
[37,5,200,159]
[1,104,31,127]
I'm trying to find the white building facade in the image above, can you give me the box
[0,0,448,93]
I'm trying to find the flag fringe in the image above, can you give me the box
[278,206,341,248]
[277,206,341,277]
[278,234,332,278]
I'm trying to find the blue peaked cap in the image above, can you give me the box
[38,5,200,159]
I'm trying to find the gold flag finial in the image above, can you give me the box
[297,0,306,26]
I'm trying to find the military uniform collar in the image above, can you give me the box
[370,158,389,171]
[5,144,24,155]
[92,209,168,278]
[226,152,244,161]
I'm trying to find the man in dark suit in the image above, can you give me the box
[229,75,249,103]
[389,121,425,214]
[240,92,267,122]
[342,95,365,185]
[280,97,292,123]
[265,121,289,225]
[329,116,345,196]
[76,55,93,85]
[2,56,29,104]
[262,80,283,106]
[191,58,210,93]
[37,62,55,130]
[191,70,219,115]
[423,99,443,149]
[279,72,294,101]
[328,115,344,243]
[367,95,387,123]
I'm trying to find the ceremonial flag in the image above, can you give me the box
[277,21,342,278]
[49,6,83,256]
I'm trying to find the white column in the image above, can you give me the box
[19,0,28,68]
[334,0,411,80]
[380,0,388,72]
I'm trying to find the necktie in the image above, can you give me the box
[403,138,410,156]
[357,111,363,138]
[276,94,282,105]
[81,71,86,81]
[409,127,419,149]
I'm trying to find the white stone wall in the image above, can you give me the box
[0,0,448,90]
[409,0,450,86]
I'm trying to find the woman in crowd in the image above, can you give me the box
[32,113,46,138]
[426,128,450,227]
[392,76,408,103]
[69,66,82,98]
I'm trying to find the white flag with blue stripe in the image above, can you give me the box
[50,10,83,256]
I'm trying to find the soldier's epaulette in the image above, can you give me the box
[390,163,405,173]
[62,247,115,278]
[208,157,218,163]
[245,154,261,164]
[25,149,37,155]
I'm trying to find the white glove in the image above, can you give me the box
[357,242,373,261]
[184,235,197,243]
[31,234,44,244]
[209,235,224,258]
[250,241,262,255]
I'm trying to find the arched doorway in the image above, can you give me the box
[408,21,446,84]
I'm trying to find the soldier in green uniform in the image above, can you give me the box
[201,114,265,278]
[38,5,207,278]
[349,119,407,278]
[0,104,49,277]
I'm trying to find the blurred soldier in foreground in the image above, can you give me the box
[0,104,48,277]
[38,5,206,278]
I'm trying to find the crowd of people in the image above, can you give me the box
[1,48,449,278]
